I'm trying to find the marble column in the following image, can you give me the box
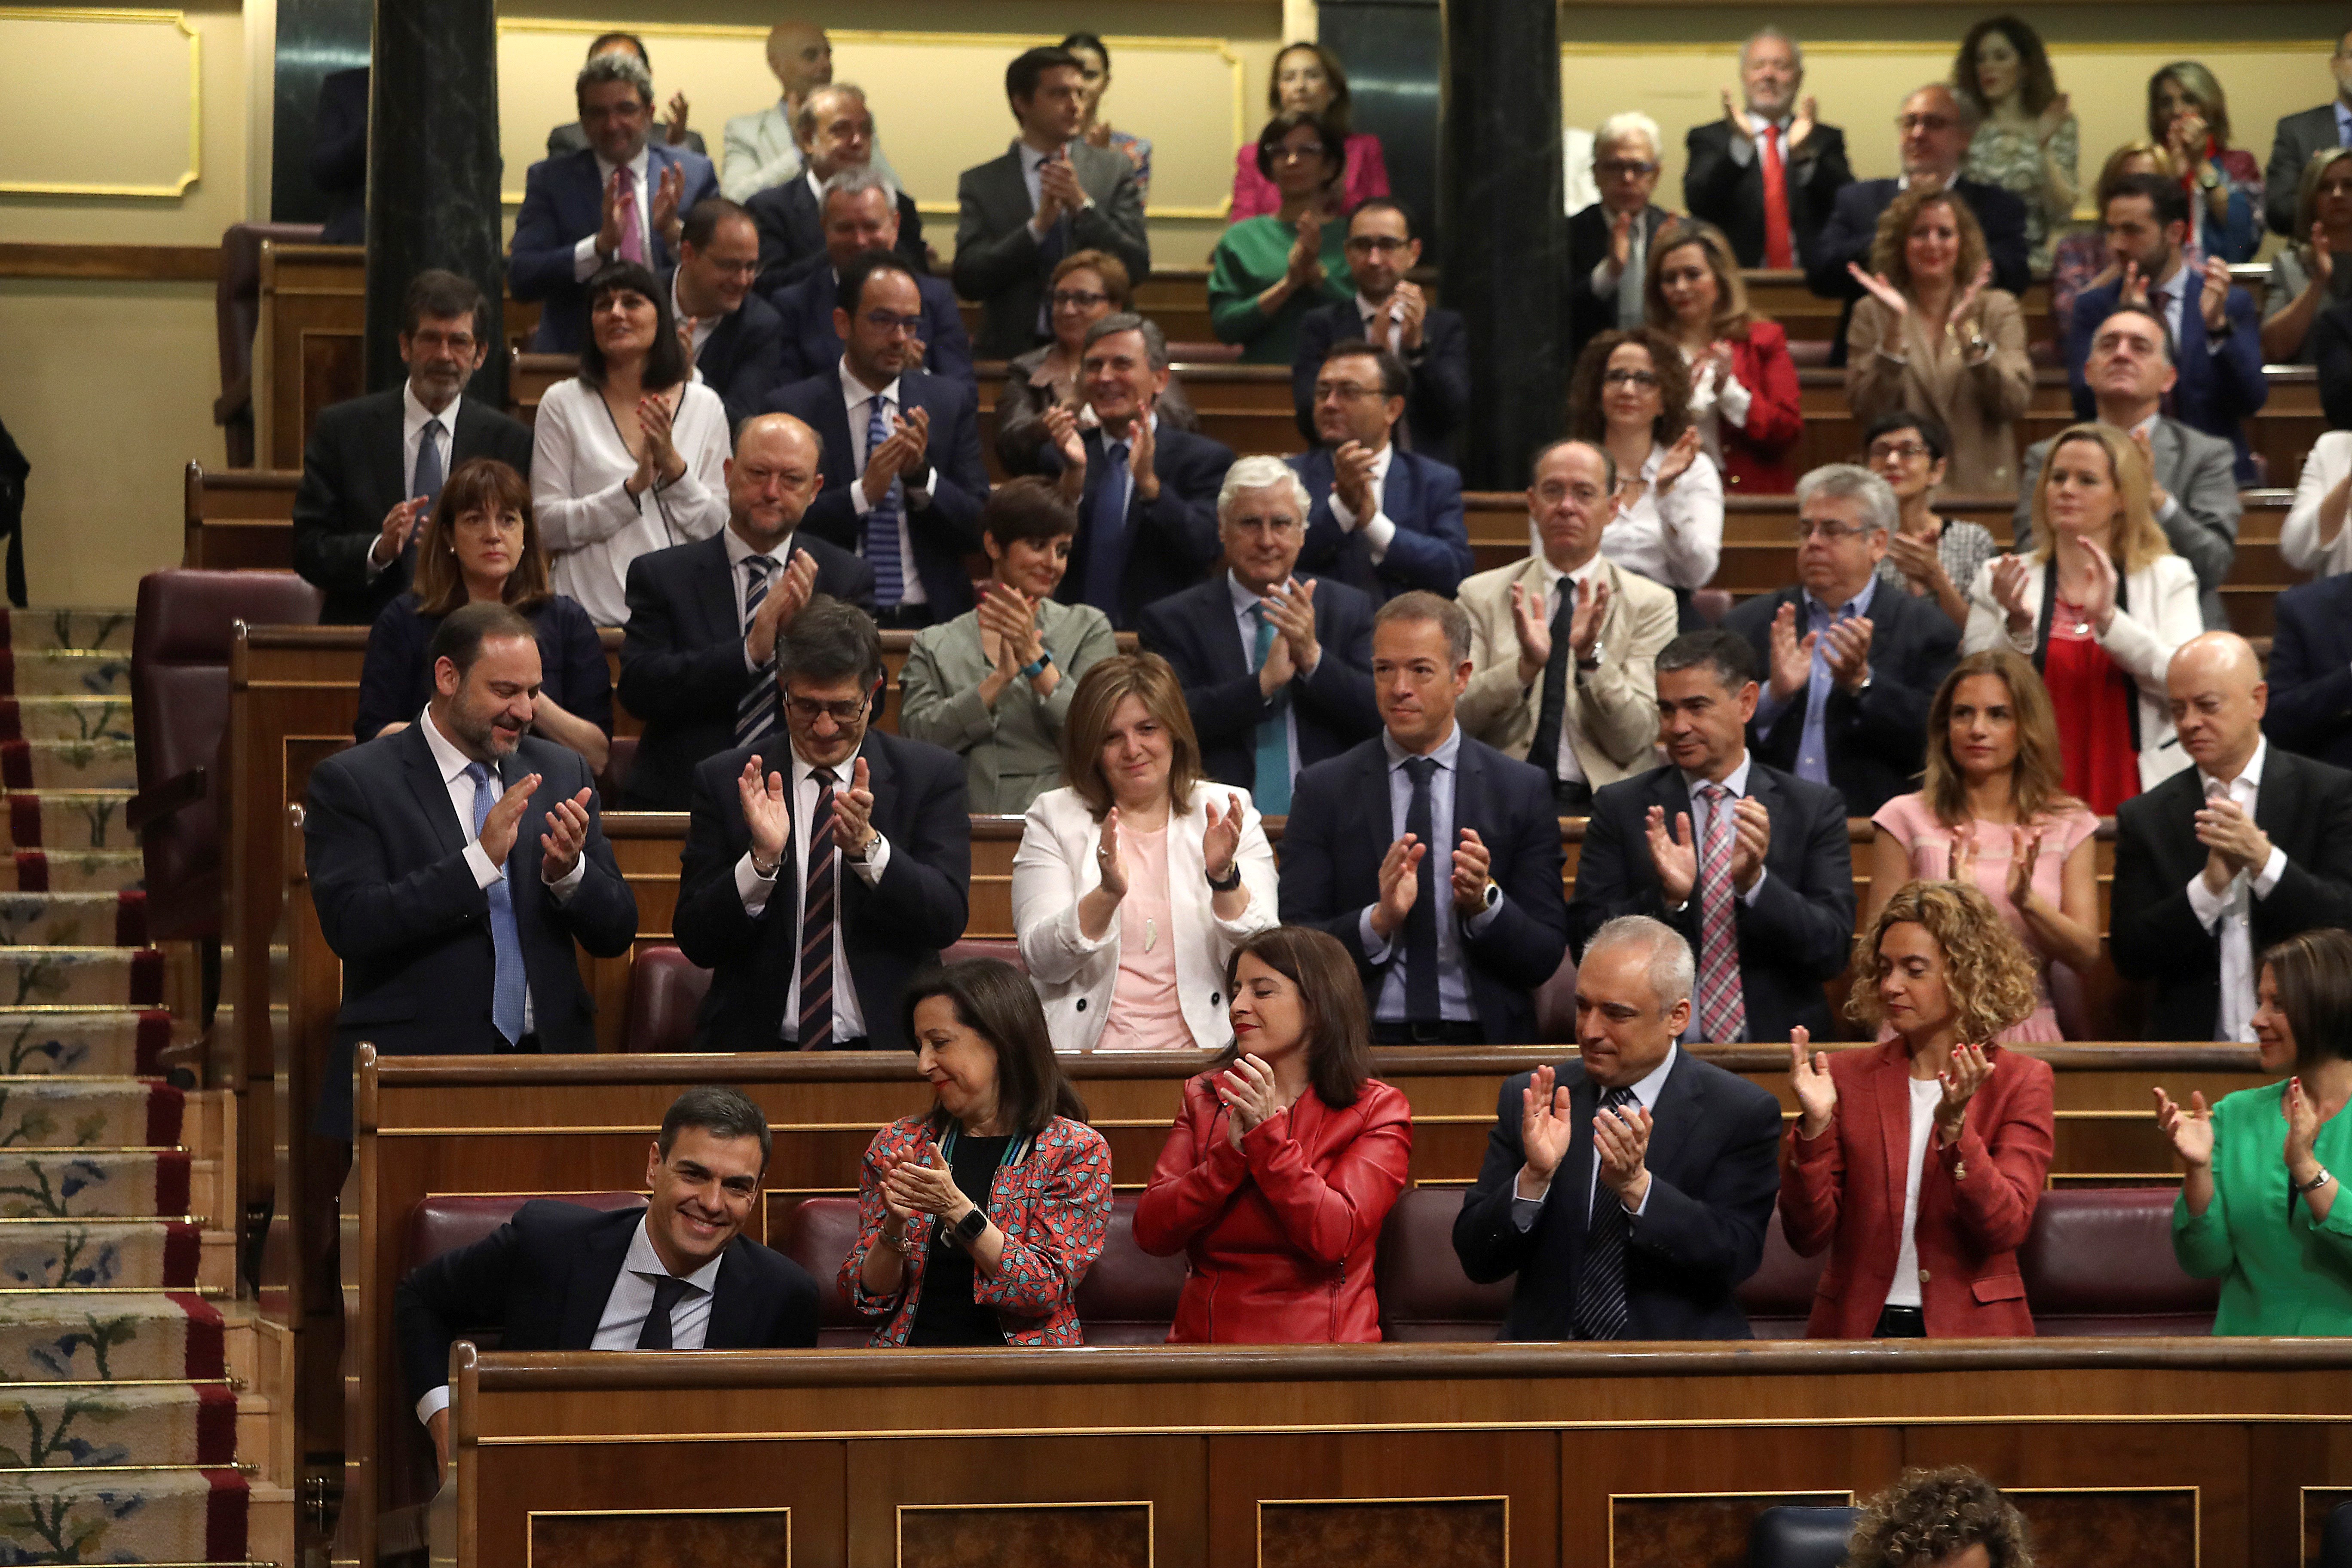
[1437,0,1564,490]
[364,0,507,406]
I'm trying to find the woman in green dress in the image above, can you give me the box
[1207,110,1353,365]
[2158,926,2352,1335]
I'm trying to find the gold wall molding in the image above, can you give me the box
[0,8,200,199]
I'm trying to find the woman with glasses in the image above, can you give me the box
[991,250,1197,479]
[1230,43,1389,221]
[1644,219,1803,494]
[1210,112,1356,365]
[1954,15,2078,273]
[1565,327,1723,619]
[1867,409,1995,628]
[2260,148,2352,365]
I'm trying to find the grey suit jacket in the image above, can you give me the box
[952,140,1150,359]
[895,597,1119,816]
[2015,418,2240,630]
[2267,104,2342,237]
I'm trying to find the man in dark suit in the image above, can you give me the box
[1136,454,1378,812]
[1568,630,1854,1043]
[1044,313,1232,630]
[1279,592,1569,1044]
[2066,175,2266,484]
[765,170,972,387]
[618,413,875,811]
[761,251,989,630]
[396,1086,817,1476]
[673,598,970,1050]
[1682,28,1852,269]
[665,198,783,429]
[302,603,639,1139]
[2265,572,2352,771]
[292,270,536,625]
[2263,32,2352,236]
[544,32,706,160]
[1723,465,1957,818]
[952,46,1150,360]
[509,50,720,354]
[1451,916,1783,1340]
[743,86,926,295]
[1288,341,1472,601]
[1289,199,1470,467]
[2113,632,2352,1041]
[1568,113,1677,362]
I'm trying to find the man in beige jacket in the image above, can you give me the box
[1456,439,1678,811]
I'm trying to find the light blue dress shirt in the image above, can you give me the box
[1752,576,1877,786]
[1357,724,1505,1023]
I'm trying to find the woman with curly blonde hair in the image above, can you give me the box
[1846,1466,2034,1568]
[1779,880,2055,1338]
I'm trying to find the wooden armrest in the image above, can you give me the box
[127,766,208,831]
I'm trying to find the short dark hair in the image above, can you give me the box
[1656,629,1760,692]
[1256,108,1348,183]
[2089,300,2177,364]
[578,259,689,391]
[401,269,487,340]
[1213,927,1373,1108]
[575,49,653,110]
[1059,31,1109,67]
[2106,169,2192,233]
[586,31,649,68]
[1006,46,1081,108]
[777,595,883,692]
[1319,337,1407,400]
[837,248,917,316]
[680,196,750,252]
[1865,407,1954,464]
[2263,928,2352,1071]
[982,475,1079,548]
[1374,591,1471,665]
[657,1085,772,1169]
[902,959,1087,1139]
[1348,196,1418,239]
[427,600,535,680]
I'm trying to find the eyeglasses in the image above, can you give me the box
[1534,482,1607,505]
[786,694,870,725]
[408,330,478,354]
[1896,114,1957,133]
[1273,142,1330,162]
[1596,159,1659,178]
[1227,514,1302,536]
[1314,380,1384,402]
[1345,235,1412,254]
[858,310,925,337]
[1048,289,1111,310]
[1792,521,1870,542]
[1868,440,1934,463]
[1602,368,1660,389]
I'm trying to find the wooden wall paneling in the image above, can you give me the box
[474,1436,848,1568]
[530,1507,793,1568]
[182,463,300,569]
[1569,1423,1892,1568]
[257,244,366,472]
[1208,1430,1554,1568]
[1902,1423,2241,1568]
[851,1437,1201,1568]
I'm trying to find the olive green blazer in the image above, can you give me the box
[896,598,1117,816]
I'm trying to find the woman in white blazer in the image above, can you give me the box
[2282,429,2352,580]
[1963,423,2201,808]
[1012,654,1278,1052]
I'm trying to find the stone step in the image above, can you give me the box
[0,649,132,698]
[0,609,135,654]
[0,738,138,791]
[0,851,145,893]
[0,697,134,743]
[0,791,136,851]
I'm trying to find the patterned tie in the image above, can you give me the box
[1759,124,1796,268]
[613,168,647,265]
[1402,756,1439,1023]
[1524,583,1577,788]
[634,1274,691,1350]
[1082,438,1130,619]
[735,556,778,747]
[464,763,527,1045]
[1250,606,1292,814]
[1693,783,1749,1044]
[863,396,906,608]
[795,766,839,1050]
[1574,1085,1639,1340]
[413,418,446,504]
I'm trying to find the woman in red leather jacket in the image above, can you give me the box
[1645,219,1805,494]
[1133,926,1412,1343]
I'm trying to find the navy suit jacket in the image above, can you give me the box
[1721,582,1959,818]
[509,144,721,352]
[672,732,971,1051]
[743,175,927,294]
[615,529,876,811]
[660,270,786,429]
[766,266,974,389]
[2307,298,2352,432]
[760,361,989,616]
[1289,301,1471,468]
[1567,202,1675,362]
[303,728,639,1137]
[1451,1050,1784,1340]
[1287,446,1471,600]
[2068,277,2266,483]
[2266,573,2352,772]
[1050,423,1233,630]
[1805,177,2029,365]
[1133,572,1381,794]
[396,1201,818,1410]
[1277,733,1569,1043]
[1568,761,1854,1043]
[2266,105,2342,237]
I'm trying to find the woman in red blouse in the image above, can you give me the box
[1645,219,1804,493]
[1133,926,1412,1343]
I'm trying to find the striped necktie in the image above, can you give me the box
[1693,784,1749,1043]
[794,766,838,1050]
[863,395,906,607]
[735,556,779,746]
[1574,1084,1639,1340]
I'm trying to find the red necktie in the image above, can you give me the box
[1759,125,1795,269]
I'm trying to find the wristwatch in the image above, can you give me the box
[1206,862,1243,893]
[1020,649,1055,682]
[951,1206,989,1247]
[2197,165,2223,192]
[2296,1167,2334,1196]
[1575,637,1605,674]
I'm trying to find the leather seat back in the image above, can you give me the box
[1374,1185,1512,1341]
[2019,1186,2217,1334]
[625,944,712,1053]
[1747,1504,1861,1568]
[1734,1208,1828,1340]
[1073,1194,1186,1343]
[772,1196,870,1346]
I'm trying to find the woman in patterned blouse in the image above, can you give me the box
[1954,16,2078,273]
[843,959,1112,1347]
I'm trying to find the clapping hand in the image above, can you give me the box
[1883,529,1942,589]
[1332,439,1379,521]
[1509,580,1553,685]
[1036,149,1084,226]
[537,787,593,882]
[1847,263,1910,318]
[1094,806,1128,898]
[2035,91,2071,147]
[1388,281,1429,352]
[1287,208,1326,290]
[1593,1099,1654,1207]
[1789,1026,1838,1137]
[1370,832,1425,940]
[1950,260,1994,339]
[880,1143,967,1220]
[1643,805,1698,906]
[1789,95,1818,153]
[1990,554,2034,633]
[663,91,692,146]
[1936,1042,1994,1143]
[975,582,1044,673]
[2128,426,2175,514]
[1608,207,1636,275]
[1567,575,1610,663]
[373,496,428,568]
[637,392,682,484]
[1217,1052,1283,1147]
[1654,426,1704,493]
[1127,396,1159,501]
[1449,827,1493,913]
[2194,793,2273,883]
[2199,254,2233,333]
[2006,823,2046,908]
[1201,792,1246,885]
[1041,404,1087,499]
[1257,576,1319,686]
[2153,1087,2214,1170]
[2116,258,2148,309]
[2286,1075,2328,1183]
[1729,796,1770,893]
[650,163,686,251]
[745,550,819,667]
[1821,616,1873,694]
[1517,1063,1576,1195]
[2313,222,2336,287]
[1766,602,1811,703]
[831,756,878,858]
[737,756,790,873]
[2073,539,2119,634]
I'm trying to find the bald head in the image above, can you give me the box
[726,413,824,549]
[766,22,833,98]
[2169,632,2267,781]
[1898,83,1974,182]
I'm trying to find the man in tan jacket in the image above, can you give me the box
[1456,439,1678,811]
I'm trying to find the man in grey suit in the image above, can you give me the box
[2015,301,2239,631]
[2265,28,2352,236]
[720,22,899,202]
[547,32,705,160]
[952,46,1150,361]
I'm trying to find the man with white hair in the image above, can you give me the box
[1721,463,1958,816]
[1568,111,1676,360]
[1683,28,1853,268]
[1135,456,1380,811]
[1452,913,1784,1341]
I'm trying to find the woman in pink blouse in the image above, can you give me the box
[1230,43,1389,220]
[1866,649,2102,1041]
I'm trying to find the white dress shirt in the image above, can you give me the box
[839,364,928,605]
[1226,570,1315,784]
[1356,723,1506,1021]
[572,147,653,280]
[1882,1075,1947,1309]
[375,383,462,577]
[1325,439,1399,562]
[1725,110,1795,166]
[671,267,719,360]
[1530,552,1608,784]
[735,740,893,1042]
[2185,739,2291,1042]
[1598,443,1724,591]
[1510,1043,1678,1228]
[530,377,732,626]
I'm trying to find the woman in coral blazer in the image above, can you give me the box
[1133,927,1412,1343]
[1780,881,2056,1338]
[1645,220,1804,493]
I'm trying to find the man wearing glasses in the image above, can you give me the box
[1568,112,1677,361]
[766,167,974,388]
[664,199,785,429]
[1289,199,1470,468]
[1287,341,1471,601]
[674,596,971,1052]
[2261,27,2352,237]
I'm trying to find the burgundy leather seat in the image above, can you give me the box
[625,943,712,1053]
[943,937,1025,971]
[771,1196,871,1346]
[2019,1186,2217,1334]
[1531,953,1578,1044]
[1733,1208,1828,1340]
[1374,1185,1511,1341]
[1074,1194,1186,1343]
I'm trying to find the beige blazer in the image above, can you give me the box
[1846,289,2034,496]
[1455,553,1679,790]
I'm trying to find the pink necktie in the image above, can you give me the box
[612,169,646,265]
[1694,784,1749,1043]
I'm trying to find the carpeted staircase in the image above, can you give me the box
[0,609,290,1566]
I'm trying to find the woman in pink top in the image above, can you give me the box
[1867,649,2102,1041]
[1229,43,1390,220]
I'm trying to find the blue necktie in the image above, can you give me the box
[1250,606,1292,814]
[863,396,906,607]
[1082,438,1129,619]
[735,556,778,747]
[464,762,527,1044]
[413,418,445,503]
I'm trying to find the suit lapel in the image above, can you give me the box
[692,533,741,645]
[1200,579,1250,684]
[370,393,409,514]
[1642,1050,1703,1187]
[1865,1043,1911,1218]
[400,722,469,858]
[704,1238,759,1347]
[559,1212,637,1348]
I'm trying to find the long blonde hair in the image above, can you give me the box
[1920,650,2082,829]
[2025,424,2171,575]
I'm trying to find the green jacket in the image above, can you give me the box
[2172,1079,2352,1335]
[896,598,1117,817]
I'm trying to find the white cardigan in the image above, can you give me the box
[2283,429,2352,580]
[1961,552,2202,792]
[530,376,731,625]
[1011,784,1279,1053]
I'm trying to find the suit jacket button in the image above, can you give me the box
[1210,992,1221,1006]
[1918,1268,1932,1284]
[1075,998,1087,1012]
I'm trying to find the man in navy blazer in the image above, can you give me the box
[1288,340,1471,602]
[2065,175,2266,484]
[1568,630,1853,1044]
[760,252,988,628]
[763,170,972,387]
[2266,572,2352,772]
[1289,200,1470,468]
[1451,916,1784,1340]
[1135,456,1379,810]
[2264,38,2352,236]
[741,89,926,294]
[396,1087,818,1473]
[663,200,784,428]
[1279,593,1568,1044]
[509,51,720,353]
[302,606,639,1139]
